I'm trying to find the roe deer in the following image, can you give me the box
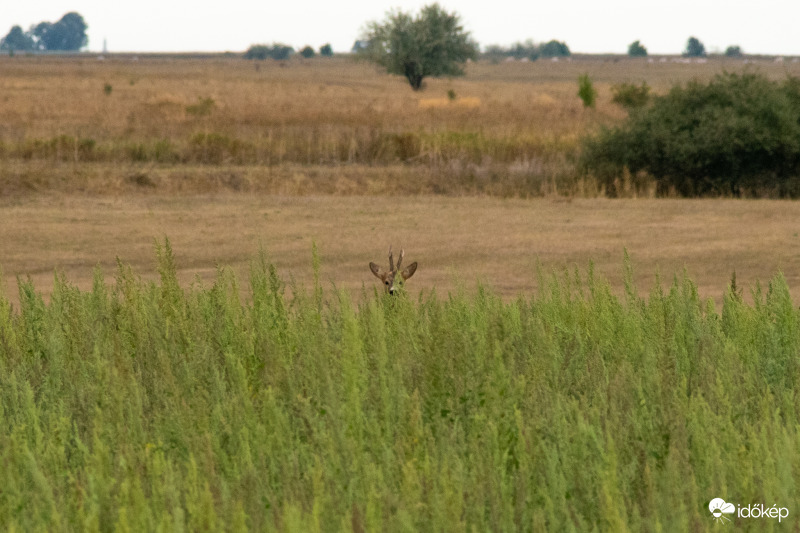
[369,246,417,295]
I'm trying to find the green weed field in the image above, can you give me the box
[1,243,798,531]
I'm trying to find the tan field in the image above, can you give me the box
[2,194,799,307]
[1,54,800,306]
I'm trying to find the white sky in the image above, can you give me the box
[3,0,799,56]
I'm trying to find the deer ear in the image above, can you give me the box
[401,262,417,280]
[369,262,385,280]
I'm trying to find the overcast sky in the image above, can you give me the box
[3,0,799,56]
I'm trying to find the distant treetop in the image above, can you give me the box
[483,39,571,62]
[725,45,743,58]
[1,12,88,52]
[539,40,570,58]
[244,43,294,61]
[684,36,706,57]
[628,40,647,57]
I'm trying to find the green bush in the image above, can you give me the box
[581,72,800,197]
[539,39,570,57]
[244,43,294,61]
[188,132,252,164]
[725,45,743,58]
[185,96,216,117]
[577,74,597,108]
[243,44,271,60]
[611,81,651,110]
[627,40,647,57]
[684,36,706,57]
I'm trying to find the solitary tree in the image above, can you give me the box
[320,43,333,57]
[684,37,706,57]
[627,40,647,57]
[300,45,315,58]
[361,3,477,90]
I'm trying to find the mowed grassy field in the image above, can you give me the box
[1,54,800,304]
[2,195,800,308]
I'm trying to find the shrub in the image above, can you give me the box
[725,45,743,58]
[320,43,333,57]
[127,142,150,162]
[684,36,706,57]
[581,72,800,197]
[243,44,271,60]
[300,45,315,59]
[152,138,180,163]
[577,74,597,108]
[539,39,570,57]
[480,40,571,62]
[627,40,647,57]
[271,44,294,60]
[244,43,294,61]
[188,132,252,164]
[610,81,651,110]
[185,97,216,117]
[509,40,540,60]
[77,137,96,159]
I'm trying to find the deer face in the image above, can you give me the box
[369,246,417,295]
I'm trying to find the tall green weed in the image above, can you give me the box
[0,244,798,530]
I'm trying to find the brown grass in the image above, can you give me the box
[3,194,799,308]
[2,55,797,182]
[2,55,800,305]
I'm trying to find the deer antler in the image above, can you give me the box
[370,245,417,294]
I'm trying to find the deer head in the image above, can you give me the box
[369,246,417,295]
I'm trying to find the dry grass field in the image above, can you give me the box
[1,54,800,305]
[2,194,800,308]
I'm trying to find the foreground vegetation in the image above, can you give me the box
[1,244,799,531]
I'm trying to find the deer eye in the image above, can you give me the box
[385,281,390,285]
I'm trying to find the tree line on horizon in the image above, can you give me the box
[0,12,87,52]
[3,8,747,61]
